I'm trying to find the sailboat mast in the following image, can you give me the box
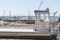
[28,10,30,20]
[9,10,11,18]
[4,10,5,17]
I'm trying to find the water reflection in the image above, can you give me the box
[0,39,33,40]
[0,38,58,40]
[0,39,54,40]
[0,39,47,40]
[57,35,60,40]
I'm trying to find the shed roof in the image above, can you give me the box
[34,10,49,13]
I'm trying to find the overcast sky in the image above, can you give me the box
[0,0,59,16]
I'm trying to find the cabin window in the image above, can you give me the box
[40,14,44,20]
[44,14,49,20]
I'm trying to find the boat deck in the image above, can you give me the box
[0,32,51,36]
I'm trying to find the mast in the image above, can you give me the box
[28,10,30,20]
[9,10,11,24]
[28,10,31,24]
[4,10,5,17]
[9,10,11,18]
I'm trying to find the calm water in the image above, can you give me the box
[57,34,60,40]
[0,39,48,40]
[0,39,33,40]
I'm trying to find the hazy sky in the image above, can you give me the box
[0,0,60,16]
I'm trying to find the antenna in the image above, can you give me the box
[38,1,43,10]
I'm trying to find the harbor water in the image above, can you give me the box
[57,34,60,40]
[0,39,33,40]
